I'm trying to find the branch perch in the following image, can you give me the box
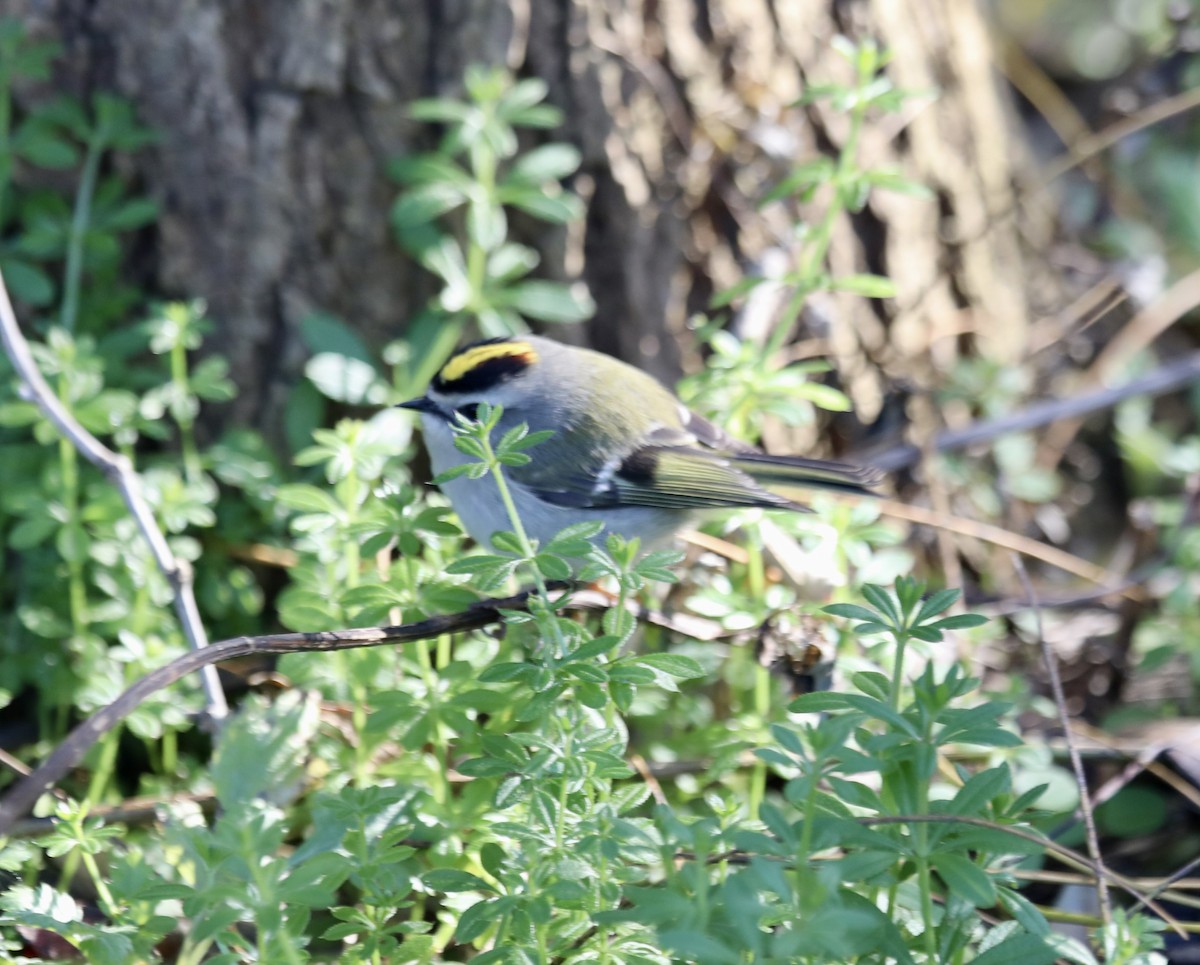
[0,270,228,723]
[0,588,547,835]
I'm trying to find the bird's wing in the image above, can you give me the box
[519,426,799,512]
[513,406,881,511]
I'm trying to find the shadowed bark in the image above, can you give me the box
[3,0,1038,440]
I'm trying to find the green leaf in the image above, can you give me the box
[487,243,539,283]
[759,158,836,205]
[497,78,551,115]
[830,273,897,298]
[508,143,581,182]
[392,183,467,231]
[409,98,473,123]
[503,280,594,323]
[535,553,571,580]
[861,584,900,626]
[931,852,996,907]
[864,167,934,198]
[928,613,989,630]
[0,255,55,305]
[100,197,158,230]
[455,896,508,943]
[563,662,608,683]
[422,869,495,893]
[710,275,765,308]
[305,352,387,405]
[467,195,507,251]
[969,933,1058,965]
[544,521,603,557]
[12,120,78,168]
[489,531,525,555]
[823,603,880,622]
[913,587,961,624]
[948,765,1010,816]
[446,553,515,575]
[389,153,473,186]
[275,484,341,515]
[628,653,706,680]
[506,104,562,128]
[478,662,538,683]
[500,190,583,224]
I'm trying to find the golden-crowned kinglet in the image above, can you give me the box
[399,335,882,549]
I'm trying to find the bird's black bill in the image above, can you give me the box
[397,397,439,414]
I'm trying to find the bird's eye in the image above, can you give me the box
[455,403,481,421]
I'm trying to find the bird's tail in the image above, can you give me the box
[731,452,885,498]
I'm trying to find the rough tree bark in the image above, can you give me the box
[3,0,1039,443]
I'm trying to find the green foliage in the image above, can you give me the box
[0,34,1180,965]
[291,66,596,450]
[0,18,274,819]
[680,39,924,446]
[0,21,157,328]
[388,64,594,397]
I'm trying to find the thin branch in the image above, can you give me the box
[865,350,1200,472]
[1038,84,1200,188]
[859,814,1181,935]
[0,270,228,722]
[0,588,546,835]
[878,500,1147,600]
[1036,268,1200,468]
[1013,555,1112,928]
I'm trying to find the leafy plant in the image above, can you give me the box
[0,36,1183,965]
[293,66,595,451]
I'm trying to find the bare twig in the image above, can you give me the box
[1013,555,1112,928]
[861,814,1181,935]
[1037,268,1200,468]
[865,350,1200,472]
[0,588,555,835]
[0,270,228,723]
[1038,85,1200,189]
[879,500,1146,599]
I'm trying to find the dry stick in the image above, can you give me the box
[1071,719,1200,814]
[0,271,228,723]
[1012,555,1112,930]
[898,85,1200,320]
[939,84,1200,251]
[865,349,1200,472]
[1038,85,1200,189]
[0,588,544,836]
[1038,267,1200,469]
[858,815,1184,936]
[879,500,1145,600]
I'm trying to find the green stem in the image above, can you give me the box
[554,724,574,851]
[415,636,452,808]
[766,77,870,361]
[480,433,568,657]
[59,126,107,334]
[889,630,909,711]
[465,141,497,323]
[915,841,939,961]
[80,850,116,917]
[57,433,87,640]
[0,47,12,194]
[57,727,121,890]
[170,338,201,482]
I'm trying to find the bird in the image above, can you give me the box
[399,335,883,550]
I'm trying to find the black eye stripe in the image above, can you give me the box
[433,339,538,393]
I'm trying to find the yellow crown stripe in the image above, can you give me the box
[439,341,538,383]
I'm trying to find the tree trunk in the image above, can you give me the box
[3,0,1039,440]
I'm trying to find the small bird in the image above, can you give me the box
[399,335,883,549]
